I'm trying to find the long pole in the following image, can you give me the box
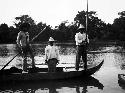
[1,27,46,70]
[84,0,88,70]
[30,27,46,43]
[86,0,88,39]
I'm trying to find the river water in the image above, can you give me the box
[0,44,125,93]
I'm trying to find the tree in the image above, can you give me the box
[55,21,76,41]
[112,11,125,40]
[0,23,10,43]
[13,15,49,42]
[74,10,107,40]
[9,26,19,43]
[14,15,36,28]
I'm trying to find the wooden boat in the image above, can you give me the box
[118,74,125,89]
[0,60,104,81]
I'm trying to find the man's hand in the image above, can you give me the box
[57,60,59,64]
[45,60,48,64]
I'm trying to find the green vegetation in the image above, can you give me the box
[0,10,125,44]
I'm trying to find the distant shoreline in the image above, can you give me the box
[0,40,125,46]
[37,40,125,46]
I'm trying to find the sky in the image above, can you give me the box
[0,0,125,27]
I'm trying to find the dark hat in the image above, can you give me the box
[19,23,30,31]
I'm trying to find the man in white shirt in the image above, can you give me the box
[16,23,35,72]
[75,24,89,71]
[45,37,59,72]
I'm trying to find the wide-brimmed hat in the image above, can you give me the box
[48,37,55,42]
[78,24,85,30]
[77,24,86,33]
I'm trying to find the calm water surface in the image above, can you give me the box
[0,44,125,93]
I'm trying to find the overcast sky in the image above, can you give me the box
[0,0,125,27]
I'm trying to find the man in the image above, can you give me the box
[75,24,89,71]
[16,23,36,72]
[45,37,59,72]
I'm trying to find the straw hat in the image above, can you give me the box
[78,24,85,30]
[48,37,55,42]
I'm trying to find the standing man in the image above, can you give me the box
[16,23,36,72]
[75,24,89,71]
[45,37,59,72]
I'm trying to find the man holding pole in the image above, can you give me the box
[16,23,36,72]
[75,24,89,71]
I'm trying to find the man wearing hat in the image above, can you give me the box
[16,23,36,72]
[75,24,89,71]
[45,37,59,72]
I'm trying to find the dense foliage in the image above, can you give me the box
[0,10,125,44]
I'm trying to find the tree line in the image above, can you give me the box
[0,10,125,44]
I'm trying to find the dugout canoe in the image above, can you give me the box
[118,74,125,89]
[0,60,104,81]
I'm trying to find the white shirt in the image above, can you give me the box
[16,31,29,47]
[45,45,59,61]
[75,32,89,45]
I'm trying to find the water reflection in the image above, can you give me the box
[114,53,125,70]
[0,76,103,93]
[1,44,125,93]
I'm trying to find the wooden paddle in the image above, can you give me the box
[1,27,46,70]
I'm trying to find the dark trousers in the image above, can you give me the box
[47,58,58,72]
[75,45,87,70]
[21,45,35,71]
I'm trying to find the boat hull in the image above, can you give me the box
[0,75,104,92]
[118,74,125,89]
[118,74,125,83]
[0,60,104,81]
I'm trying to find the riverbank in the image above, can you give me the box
[42,40,125,47]
[0,40,125,47]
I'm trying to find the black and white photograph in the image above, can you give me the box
[0,0,125,93]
